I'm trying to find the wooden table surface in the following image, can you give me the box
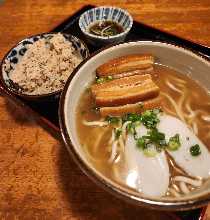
[1,1,210,219]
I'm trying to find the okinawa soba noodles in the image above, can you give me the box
[76,55,210,198]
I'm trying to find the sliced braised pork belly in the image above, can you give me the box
[100,96,162,116]
[96,54,154,77]
[95,80,159,106]
[91,55,160,115]
[111,67,154,79]
[91,74,152,96]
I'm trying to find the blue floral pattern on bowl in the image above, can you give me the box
[1,32,89,101]
[79,6,133,46]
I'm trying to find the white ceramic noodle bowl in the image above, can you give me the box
[59,41,210,210]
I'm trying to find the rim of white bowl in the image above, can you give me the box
[59,40,210,211]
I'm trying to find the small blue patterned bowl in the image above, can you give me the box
[0,32,89,102]
[79,6,133,46]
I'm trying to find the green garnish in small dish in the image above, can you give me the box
[89,21,124,37]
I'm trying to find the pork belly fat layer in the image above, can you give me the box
[91,74,152,95]
[112,66,154,79]
[96,54,154,76]
[95,82,160,106]
[100,96,162,116]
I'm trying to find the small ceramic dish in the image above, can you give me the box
[59,41,210,211]
[0,32,89,102]
[79,6,133,46]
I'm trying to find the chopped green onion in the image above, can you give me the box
[96,77,105,84]
[107,75,113,81]
[136,137,146,149]
[95,76,113,84]
[105,116,120,124]
[127,122,136,135]
[134,121,141,127]
[153,108,162,114]
[147,129,166,147]
[126,123,133,133]
[122,109,161,128]
[190,144,201,156]
[107,110,184,156]
[167,134,181,151]
[140,109,160,129]
[123,113,141,123]
[115,128,122,140]
[136,128,166,155]
[143,146,158,157]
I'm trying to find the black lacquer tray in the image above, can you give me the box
[0,5,209,220]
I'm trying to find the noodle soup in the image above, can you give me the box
[76,63,210,198]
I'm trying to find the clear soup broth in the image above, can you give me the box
[76,64,210,198]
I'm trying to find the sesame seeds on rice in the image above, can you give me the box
[10,33,82,95]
